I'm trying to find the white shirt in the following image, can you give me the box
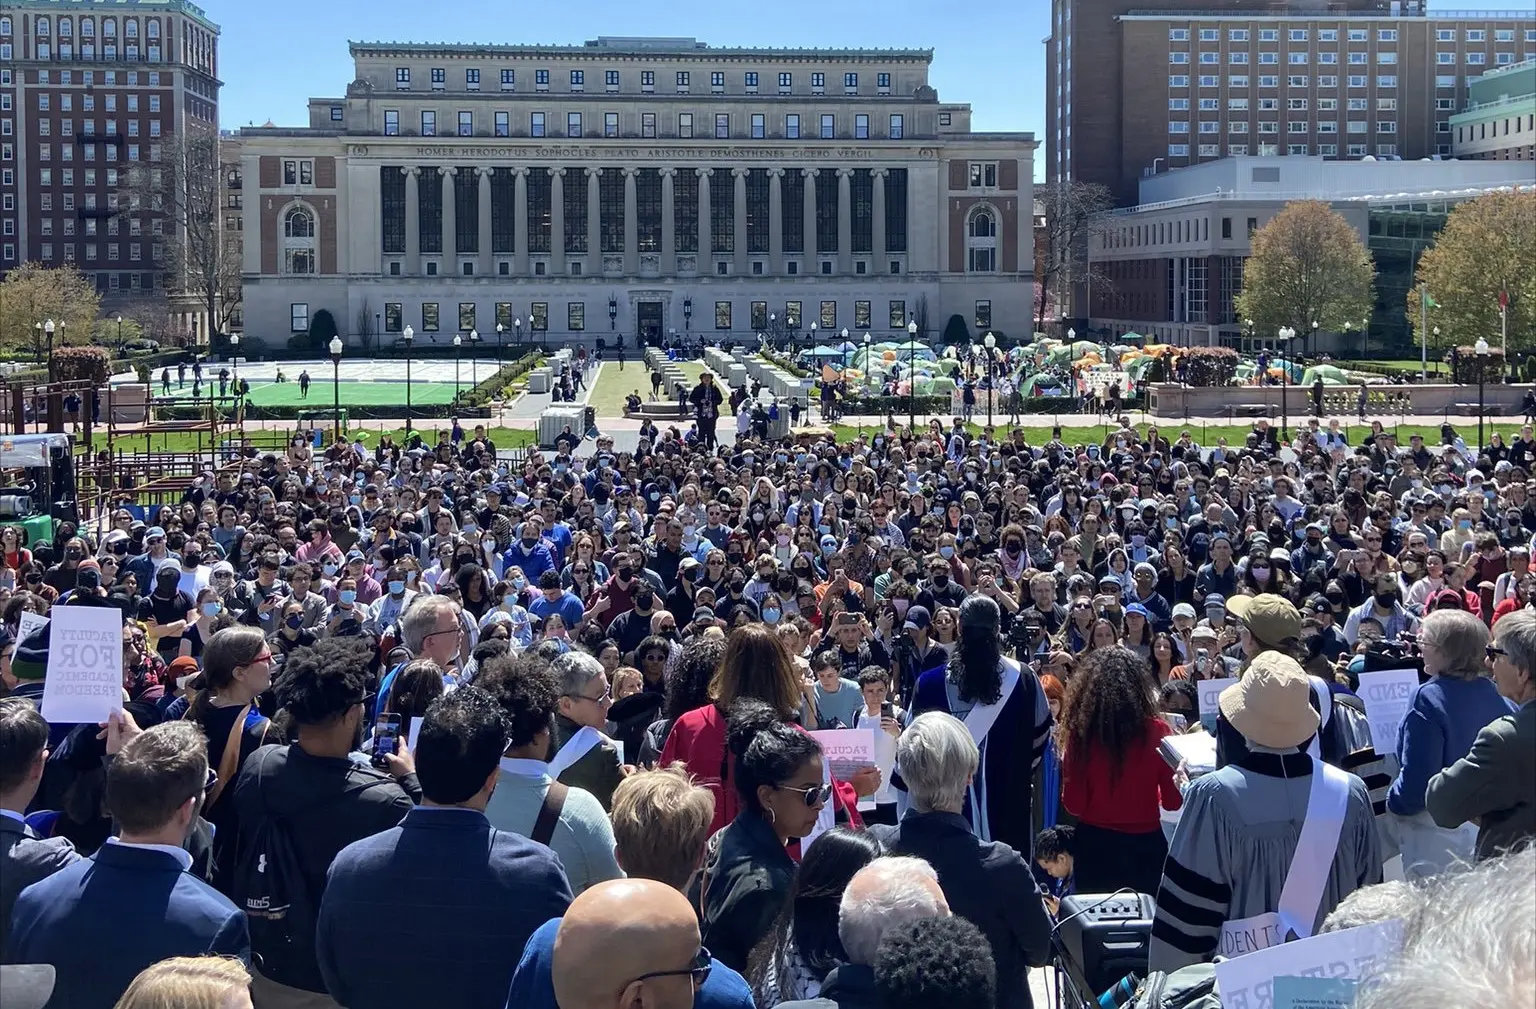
[498,757,551,780]
[104,837,194,872]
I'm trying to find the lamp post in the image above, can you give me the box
[840,327,850,377]
[1278,325,1296,439]
[116,315,124,354]
[907,320,919,431]
[683,297,693,333]
[769,312,777,349]
[328,336,343,448]
[608,296,618,334]
[469,329,480,387]
[513,317,522,349]
[496,322,504,363]
[1343,321,1354,360]
[1476,337,1490,455]
[1311,320,1319,360]
[1433,327,1441,378]
[402,326,414,435]
[984,331,997,427]
[810,321,818,352]
[229,333,240,405]
[453,334,463,400]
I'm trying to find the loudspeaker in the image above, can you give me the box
[1053,892,1156,1003]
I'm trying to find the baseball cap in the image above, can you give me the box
[903,605,933,631]
[692,606,717,624]
[345,549,365,563]
[1204,593,1227,610]
[1125,603,1152,620]
[1172,602,1197,620]
[145,526,166,540]
[1191,624,1219,642]
[1226,593,1302,647]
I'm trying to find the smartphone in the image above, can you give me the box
[880,700,894,719]
[0,570,14,592]
[371,714,402,768]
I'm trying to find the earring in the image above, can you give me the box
[765,805,776,827]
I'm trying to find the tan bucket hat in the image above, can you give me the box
[1219,651,1320,749]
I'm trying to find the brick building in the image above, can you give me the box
[234,37,1035,350]
[0,0,221,313]
[1047,0,1536,206]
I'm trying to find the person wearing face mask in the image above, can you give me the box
[503,520,557,583]
[363,564,418,639]
[607,582,664,658]
[915,554,967,613]
[1343,573,1419,646]
[43,537,90,594]
[139,565,197,665]
[59,560,114,609]
[179,588,224,661]
[270,599,318,664]
[175,544,211,600]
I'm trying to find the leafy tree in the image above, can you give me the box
[1034,179,1114,332]
[942,314,971,346]
[0,263,101,358]
[1410,191,1536,354]
[53,347,112,384]
[1234,200,1375,344]
[310,310,339,346]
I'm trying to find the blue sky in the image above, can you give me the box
[206,0,1535,181]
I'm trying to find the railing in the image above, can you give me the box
[1458,92,1536,114]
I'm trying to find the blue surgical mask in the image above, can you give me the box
[323,563,339,576]
[349,494,361,505]
[513,576,526,590]
[939,545,955,559]
[201,602,221,617]
[339,589,357,605]
[762,608,781,624]
[388,579,407,595]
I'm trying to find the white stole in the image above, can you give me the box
[960,657,1022,843]
[548,725,603,779]
[1219,759,1352,958]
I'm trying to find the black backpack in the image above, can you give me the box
[233,749,393,990]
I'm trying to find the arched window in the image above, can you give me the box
[58,17,71,37]
[146,19,159,38]
[282,204,317,274]
[966,207,997,272]
[284,207,314,238]
[124,18,137,38]
[80,17,93,37]
[36,16,49,36]
[103,18,116,37]
[0,16,9,34]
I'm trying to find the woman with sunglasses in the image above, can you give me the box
[701,698,836,973]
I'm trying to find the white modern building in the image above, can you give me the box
[234,36,1036,351]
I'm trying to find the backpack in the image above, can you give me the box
[1126,964,1221,1009]
[233,749,394,990]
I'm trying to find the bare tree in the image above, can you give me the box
[1034,180,1115,334]
[356,300,377,354]
[120,129,239,340]
[911,294,931,343]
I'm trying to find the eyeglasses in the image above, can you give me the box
[566,689,612,705]
[249,651,273,665]
[1487,644,1508,659]
[642,652,667,663]
[775,782,833,807]
[630,948,714,990]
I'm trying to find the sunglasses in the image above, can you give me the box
[631,948,714,990]
[1487,644,1508,659]
[775,782,833,807]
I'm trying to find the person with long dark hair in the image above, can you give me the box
[747,827,883,1006]
[1059,646,1182,897]
[906,595,1052,856]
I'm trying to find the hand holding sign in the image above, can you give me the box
[40,607,124,726]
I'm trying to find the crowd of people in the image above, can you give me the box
[1,394,1534,1009]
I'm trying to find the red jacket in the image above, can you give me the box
[660,702,863,840]
[1062,717,1183,834]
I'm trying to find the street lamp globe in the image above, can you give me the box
[1475,338,1490,357]
[1067,328,1076,341]
[841,327,849,340]
[984,332,996,351]
[402,325,414,342]
[470,328,478,342]
[44,319,55,336]
[230,333,239,348]
[328,336,343,357]
[453,335,462,348]
[907,321,918,337]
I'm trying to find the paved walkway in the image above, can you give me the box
[503,360,600,420]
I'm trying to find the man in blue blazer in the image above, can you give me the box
[318,687,573,1009]
[6,718,249,1009]
[0,698,81,952]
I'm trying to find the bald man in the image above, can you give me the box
[551,880,702,1009]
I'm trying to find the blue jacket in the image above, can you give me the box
[503,541,557,582]
[529,591,586,629]
[317,806,573,1009]
[506,916,754,1009]
[1388,675,1515,816]
[5,842,248,1009]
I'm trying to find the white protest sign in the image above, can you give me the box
[1355,669,1419,755]
[40,607,124,725]
[1197,677,1238,733]
[1214,919,1403,1009]
[407,716,423,753]
[810,728,878,784]
[859,727,899,812]
[17,609,47,644]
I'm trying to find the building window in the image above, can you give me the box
[820,114,835,139]
[529,303,548,331]
[458,111,473,136]
[889,301,906,328]
[421,111,436,136]
[291,304,309,332]
[678,113,693,138]
[465,68,480,90]
[853,300,871,329]
[966,207,997,272]
[568,302,585,331]
[855,114,869,139]
[715,113,729,138]
[889,114,903,139]
[567,112,582,136]
[751,113,765,139]
[816,300,835,329]
[531,112,545,137]
[330,106,343,121]
[395,68,410,88]
[642,112,657,138]
[812,72,825,91]
[605,112,619,137]
[745,71,758,90]
[495,111,509,137]
[570,70,584,89]
[536,69,550,89]
[779,72,792,93]
[641,70,654,90]
[501,69,515,90]
[283,205,317,274]
[785,114,800,139]
[877,72,890,91]
[607,70,620,90]
[939,112,951,126]
[715,301,732,330]
[711,71,724,91]
[969,162,998,188]
[676,71,690,91]
[384,303,403,333]
[975,301,992,330]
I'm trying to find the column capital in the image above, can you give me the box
[401,166,420,178]
[657,167,678,179]
[585,166,604,179]
[621,166,642,178]
[835,167,855,179]
[439,166,458,178]
[870,167,890,179]
[508,166,530,178]
[765,167,785,179]
[731,166,751,179]
[802,167,820,179]
[696,167,714,179]
[548,167,566,178]
[475,166,495,179]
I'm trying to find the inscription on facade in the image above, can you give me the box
[343,143,940,161]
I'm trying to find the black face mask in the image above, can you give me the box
[904,571,920,584]
[1375,591,1398,607]
[931,573,949,588]
[634,592,655,610]
[728,581,745,595]
[1005,542,1022,556]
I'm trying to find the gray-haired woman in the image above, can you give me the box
[1386,609,1514,877]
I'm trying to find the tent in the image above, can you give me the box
[1302,365,1352,386]
[1021,373,1070,398]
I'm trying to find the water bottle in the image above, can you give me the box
[1098,972,1142,1009]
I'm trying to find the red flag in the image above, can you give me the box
[1500,290,1510,312]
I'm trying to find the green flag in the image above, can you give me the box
[1423,290,1441,309]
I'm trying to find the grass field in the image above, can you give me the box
[149,379,460,408]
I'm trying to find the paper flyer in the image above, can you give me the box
[1196,677,1238,733]
[17,609,47,644]
[40,606,124,725]
[810,728,878,784]
[1272,975,1359,1009]
[1354,669,1419,755]
[1214,919,1403,1009]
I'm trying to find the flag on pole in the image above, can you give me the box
[1499,290,1510,312]
[1423,290,1441,309]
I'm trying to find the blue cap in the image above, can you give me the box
[145,526,166,540]
[1125,603,1152,620]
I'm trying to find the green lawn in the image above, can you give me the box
[586,360,659,416]
[148,379,460,408]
